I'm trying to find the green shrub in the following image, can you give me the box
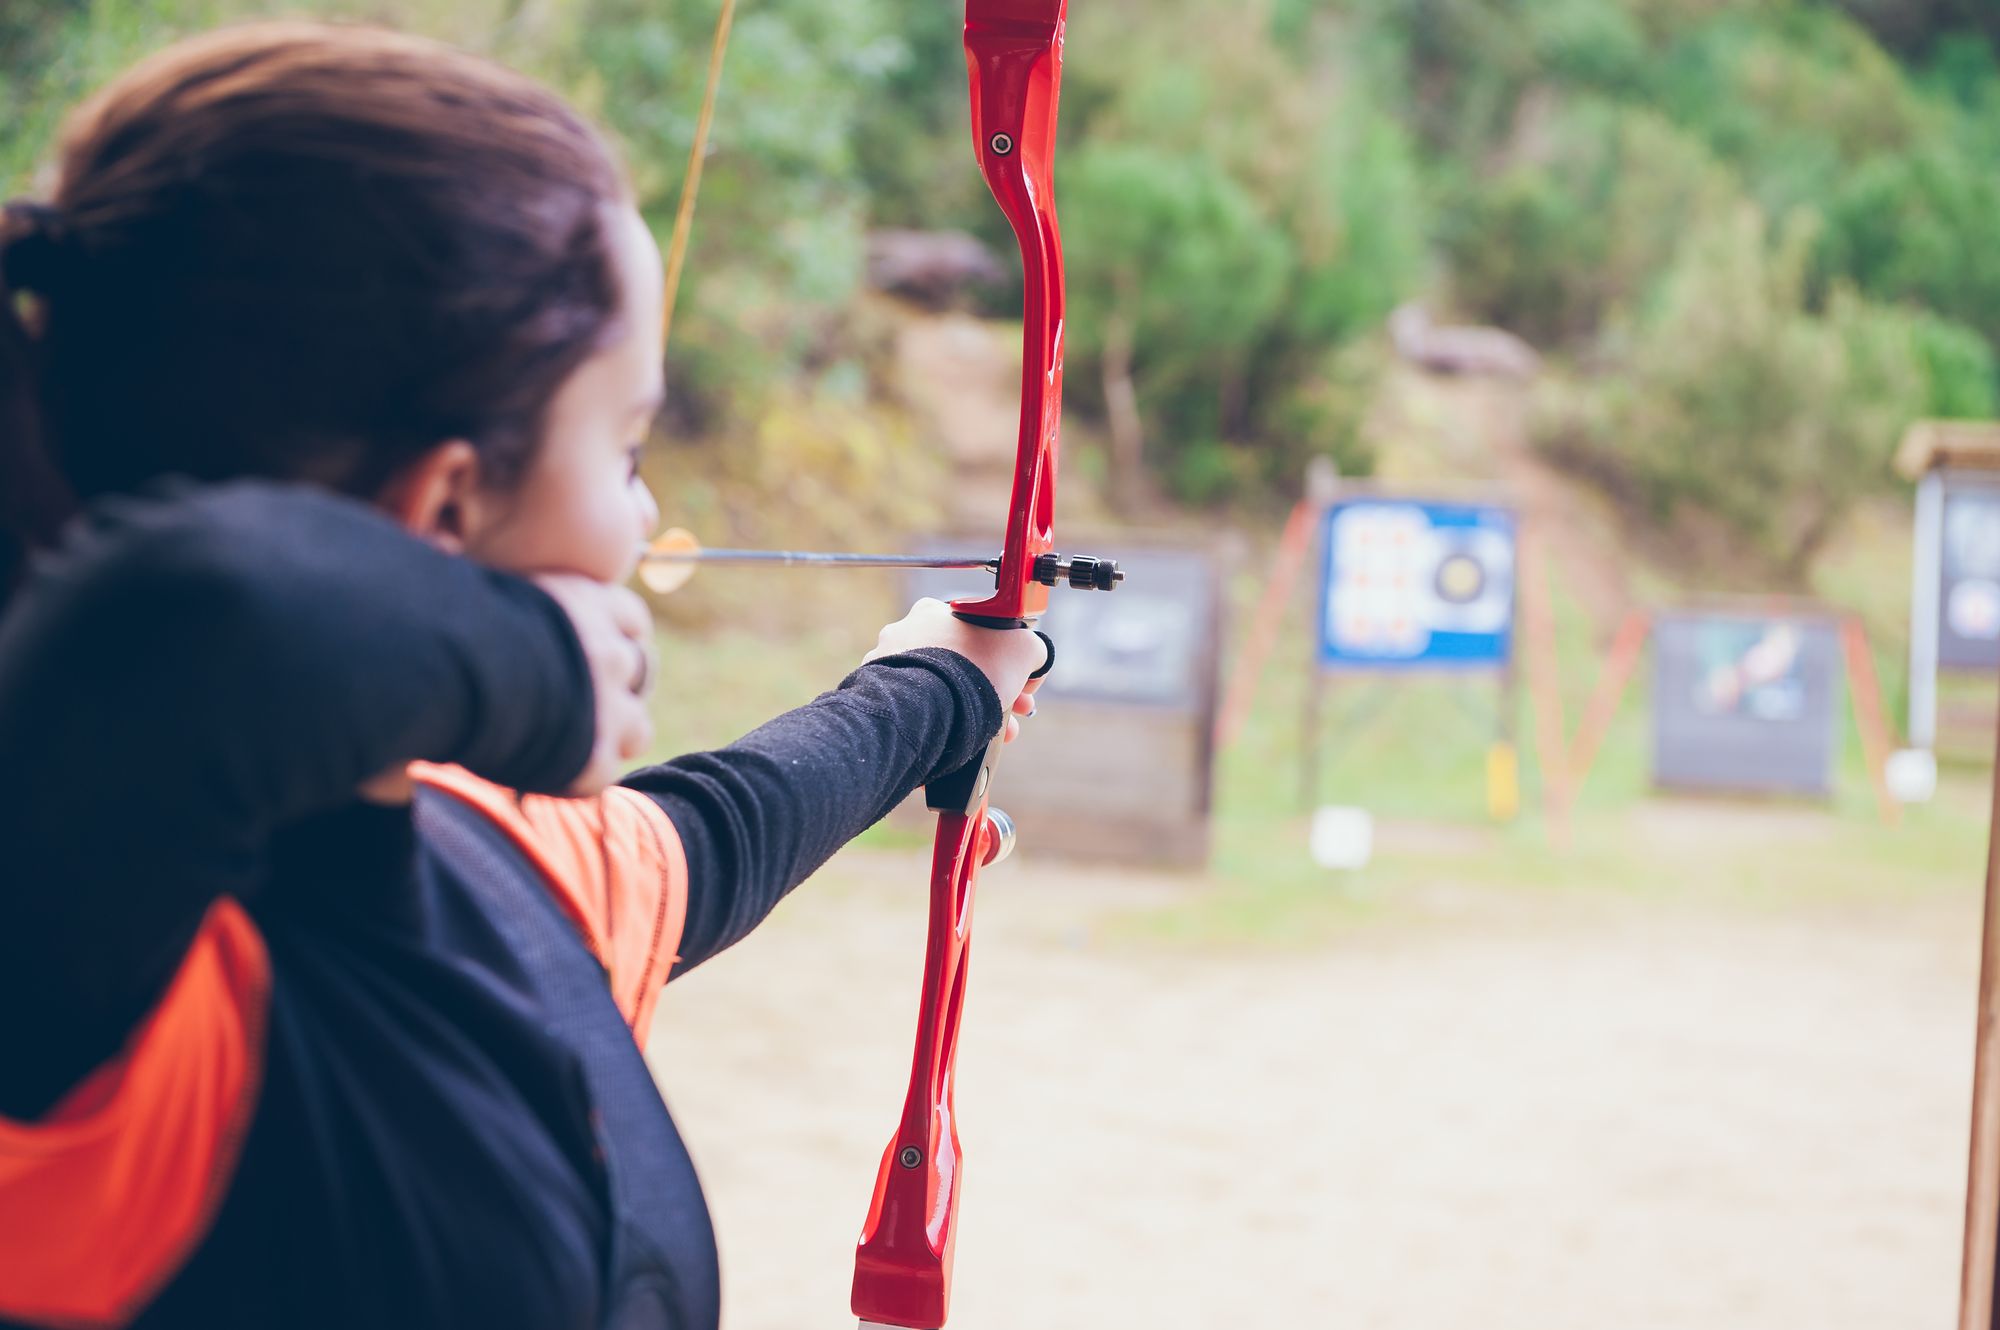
[1817,146,2000,349]
[1543,203,1988,577]
[1441,99,1734,345]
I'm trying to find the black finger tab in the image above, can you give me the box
[1030,630,1056,679]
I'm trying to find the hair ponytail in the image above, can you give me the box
[0,202,77,597]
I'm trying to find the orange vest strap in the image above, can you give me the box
[0,896,271,1329]
[412,765,689,1040]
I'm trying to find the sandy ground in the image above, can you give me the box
[648,848,1982,1330]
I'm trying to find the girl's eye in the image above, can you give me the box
[626,445,645,481]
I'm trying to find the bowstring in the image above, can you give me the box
[623,0,736,815]
[659,0,740,351]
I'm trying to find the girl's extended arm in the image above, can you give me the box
[622,648,1004,975]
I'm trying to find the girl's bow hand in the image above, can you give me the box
[864,598,1049,744]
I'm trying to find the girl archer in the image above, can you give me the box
[0,21,1045,1330]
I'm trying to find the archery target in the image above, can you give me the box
[1941,480,2000,667]
[1318,500,1516,669]
[1652,612,1841,797]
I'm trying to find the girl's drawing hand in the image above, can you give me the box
[536,574,658,794]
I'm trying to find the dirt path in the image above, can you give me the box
[649,850,1980,1329]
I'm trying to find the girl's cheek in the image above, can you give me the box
[593,478,656,584]
[631,479,660,541]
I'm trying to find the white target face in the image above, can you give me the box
[1938,484,2000,668]
[1328,505,1429,655]
[1948,579,2000,642]
[1324,503,1515,662]
[1945,498,2000,580]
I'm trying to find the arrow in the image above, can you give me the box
[639,528,1120,598]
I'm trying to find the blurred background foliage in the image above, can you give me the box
[4,0,1999,581]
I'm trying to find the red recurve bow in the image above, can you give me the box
[647,6,1112,1323]
[851,4,1110,1328]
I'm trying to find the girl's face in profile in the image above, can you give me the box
[460,202,666,588]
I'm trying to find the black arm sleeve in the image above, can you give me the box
[620,648,1004,975]
[0,481,595,1114]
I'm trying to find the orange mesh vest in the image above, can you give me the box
[0,773,688,1327]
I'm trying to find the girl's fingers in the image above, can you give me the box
[863,599,1046,708]
[617,701,655,761]
[629,638,654,695]
[607,584,652,640]
[532,573,659,794]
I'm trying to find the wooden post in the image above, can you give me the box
[1216,498,1316,752]
[1839,616,1901,829]
[1296,461,1339,813]
[1565,610,1651,814]
[1487,663,1522,823]
[1959,716,2000,1330]
[1487,542,1526,824]
[1299,669,1326,814]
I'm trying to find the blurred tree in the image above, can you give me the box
[1543,204,1993,578]
[1833,0,2000,56]
[847,0,981,229]
[7,0,2000,561]
[1056,6,1427,508]
[1440,100,1735,345]
[1062,142,1290,511]
[1651,5,1931,217]
[567,0,904,431]
[1817,145,2000,349]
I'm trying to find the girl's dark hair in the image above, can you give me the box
[0,21,629,585]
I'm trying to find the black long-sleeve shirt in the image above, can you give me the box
[0,481,1002,1328]
[634,646,997,974]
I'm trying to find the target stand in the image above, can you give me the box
[1298,490,1524,824]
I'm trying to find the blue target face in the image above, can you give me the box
[1317,500,1517,670]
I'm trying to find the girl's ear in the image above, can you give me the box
[377,440,484,553]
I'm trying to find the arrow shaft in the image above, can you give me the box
[642,548,998,571]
